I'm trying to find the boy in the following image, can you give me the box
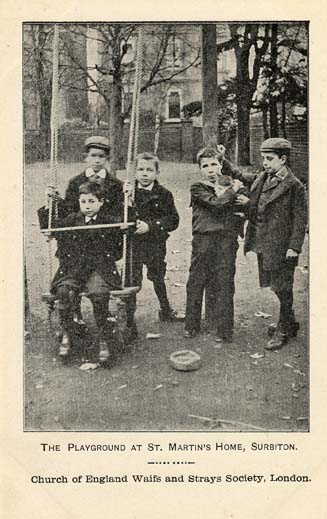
[39,182,123,362]
[124,152,181,324]
[203,145,255,330]
[46,136,124,327]
[238,138,307,350]
[184,147,244,341]
[47,136,123,217]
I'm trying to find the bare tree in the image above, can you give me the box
[23,24,53,130]
[227,24,270,165]
[60,23,200,172]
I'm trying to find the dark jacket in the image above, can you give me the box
[190,181,244,236]
[244,166,307,269]
[59,169,123,217]
[38,207,123,291]
[133,180,179,243]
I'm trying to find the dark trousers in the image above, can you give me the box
[185,233,239,336]
[56,277,110,332]
[257,254,297,335]
[126,238,170,323]
[275,289,296,334]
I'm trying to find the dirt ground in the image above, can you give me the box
[24,160,309,432]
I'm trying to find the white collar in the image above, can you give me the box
[275,166,289,181]
[137,182,154,191]
[85,168,106,179]
[85,215,98,223]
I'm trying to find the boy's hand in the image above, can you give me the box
[286,249,299,258]
[123,181,134,195]
[45,186,61,206]
[232,179,244,193]
[135,219,149,235]
[235,194,250,207]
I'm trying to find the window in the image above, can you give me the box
[166,37,183,70]
[166,90,182,121]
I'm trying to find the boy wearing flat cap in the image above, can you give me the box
[47,136,123,217]
[237,138,307,350]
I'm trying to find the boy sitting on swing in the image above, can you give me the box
[45,135,131,334]
[39,181,124,363]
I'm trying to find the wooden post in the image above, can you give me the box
[201,24,219,147]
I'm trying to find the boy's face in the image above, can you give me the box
[85,147,108,175]
[261,152,286,175]
[199,157,222,183]
[79,193,104,217]
[136,158,158,187]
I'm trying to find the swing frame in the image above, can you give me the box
[42,23,144,327]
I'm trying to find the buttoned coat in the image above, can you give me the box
[133,180,179,244]
[38,207,123,291]
[244,167,307,270]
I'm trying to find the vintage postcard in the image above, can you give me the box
[1,1,326,518]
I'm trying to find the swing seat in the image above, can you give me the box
[109,286,141,299]
[42,286,141,306]
[79,287,140,299]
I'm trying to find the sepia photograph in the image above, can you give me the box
[23,21,309,432]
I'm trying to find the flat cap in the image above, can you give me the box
[260,138,291,152]
[84,136,110,152]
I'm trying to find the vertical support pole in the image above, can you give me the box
[201,24,219,147]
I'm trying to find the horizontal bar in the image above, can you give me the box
[40,222,136,233]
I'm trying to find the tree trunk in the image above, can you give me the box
[109,75,124,175]
[201,24,219,147]
[39,79,52,130]
[269,24,279,137]
[237,102,251,165]
[262,105,269,139]
[154,114,161,154]
[235,47,251,165]
[281,97,287,138]
[33,25,52,130]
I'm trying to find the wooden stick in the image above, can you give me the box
[41,222,136,233]
[188,414,265,431]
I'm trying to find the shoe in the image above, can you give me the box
[267,323,278,338]
[266,332,288,351]
[183,329,198,338]
[268,322,299,339]
[59,331,71,357]
[159,308,185,322]
[98,338,110,363]
[290,321,300,338]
